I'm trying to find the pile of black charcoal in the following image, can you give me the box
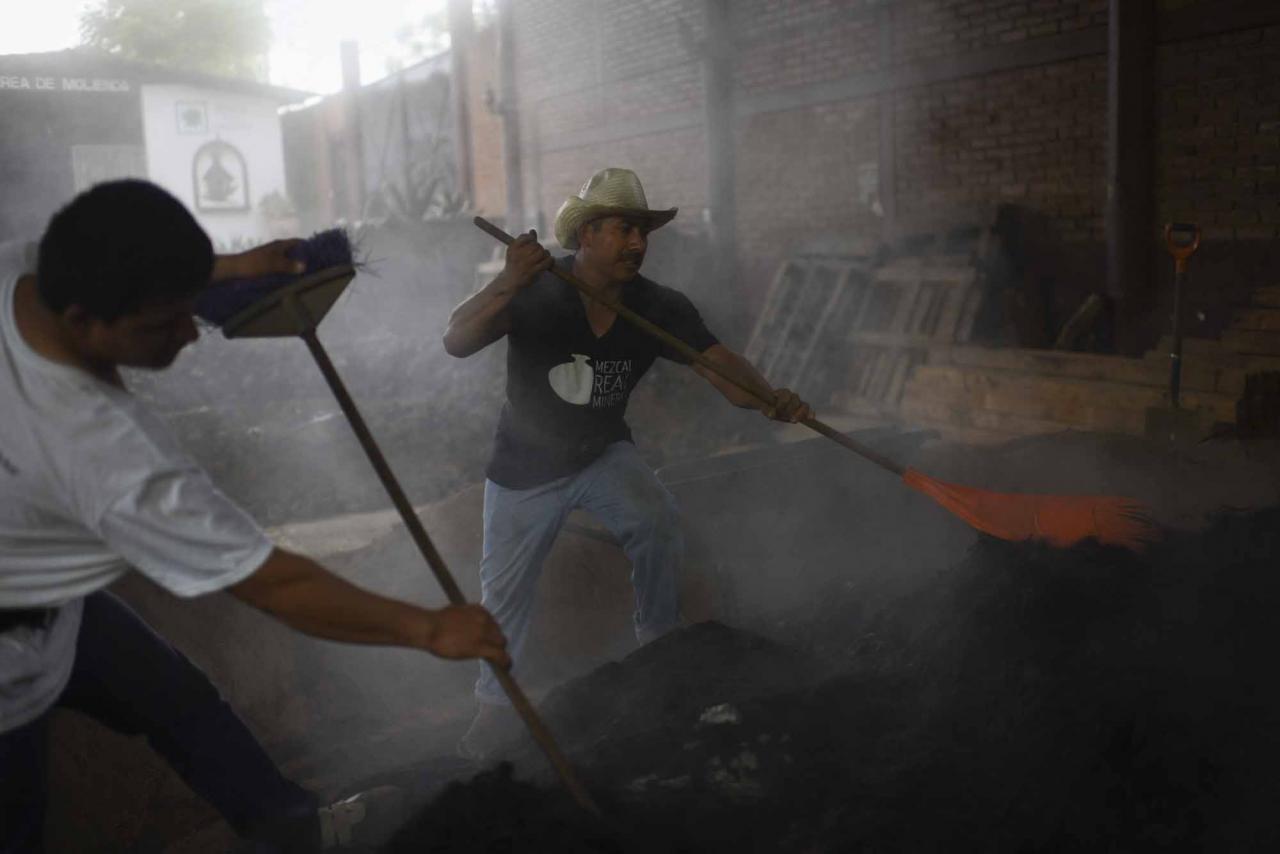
[385,508,1280,853]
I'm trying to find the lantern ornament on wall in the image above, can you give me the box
[193,139,249,212]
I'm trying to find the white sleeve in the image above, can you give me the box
[95,464,274,598]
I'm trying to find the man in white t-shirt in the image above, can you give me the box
[0,180,509,853]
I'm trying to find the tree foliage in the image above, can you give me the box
[393,5,451,67]
[79,0,271,82]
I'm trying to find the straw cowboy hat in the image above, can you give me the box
[553,167,677,249]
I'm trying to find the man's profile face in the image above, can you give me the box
[579,216,650,283]
[74,297,200,370]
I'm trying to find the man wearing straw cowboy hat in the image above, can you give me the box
[445,167,813,757]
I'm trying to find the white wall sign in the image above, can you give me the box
[0,75,130,93]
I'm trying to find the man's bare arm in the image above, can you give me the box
[692,344,814,422]
[229,548,509,666]
[443,230,552,357]
[441,276,520,357]
[211,239,305,282]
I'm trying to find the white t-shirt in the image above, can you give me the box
[0,241,273,731]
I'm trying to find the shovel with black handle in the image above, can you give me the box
[1144,222,1213,446]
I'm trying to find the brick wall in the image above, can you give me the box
[513,0,704,110]
[736,98,882,283]
[1143,22,1280,335]
[478,0,1280,342]
[895,0,1107,63]
[894,56,1107,240]
[508,0,706,238]
[538,127,710,238]
[1155,25,1280,243]
[734,0,883,96]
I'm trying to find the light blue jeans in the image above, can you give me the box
[475,441,682,704]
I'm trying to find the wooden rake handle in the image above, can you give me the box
[473,216,906,478]
[282,295,601,816]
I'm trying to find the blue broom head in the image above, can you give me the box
[194,228,355,326]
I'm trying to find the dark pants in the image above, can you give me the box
[0,592,319,853]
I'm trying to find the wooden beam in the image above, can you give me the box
[703,0,744,335]
[876,4,897,239]
[497,0,524,230]
[1158,0,1280,43]
[447,0,475,205]
[1105,0,1155,302]
[339,40,365,221]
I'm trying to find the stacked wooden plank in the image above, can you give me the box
[899,347,1241,442]
[1221,285,1280,357]
[896,284,1280,443]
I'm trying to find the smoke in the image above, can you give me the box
[17,3,1279,847]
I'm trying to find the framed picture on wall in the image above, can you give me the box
[175,101,209,135]
[192,139,250,212]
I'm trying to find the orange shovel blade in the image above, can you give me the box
[902,468,1159,551]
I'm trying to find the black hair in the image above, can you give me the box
[36,180,213,321]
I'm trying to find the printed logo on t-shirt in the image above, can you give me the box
[548,354,594,405]
[547,354,634,408]
[590,359,632,408]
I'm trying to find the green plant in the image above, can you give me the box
[369,131,471,224]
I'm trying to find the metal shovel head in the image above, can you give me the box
[1143,405,1215,447]
[221,265,357,339]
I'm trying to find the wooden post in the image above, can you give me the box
[877,4,897,240]
[339,40,366,221]
[447,0,475,206]
[497,0,524,231]
[703,0,741,335]
[395,68,414,201]
[1104,0,1155,307]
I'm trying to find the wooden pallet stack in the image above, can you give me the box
[749,227,1278,443]
[745,231,989,418]
[744,252,874,400]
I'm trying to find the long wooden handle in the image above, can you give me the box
[284,296,601,816]
[473,216,906,478]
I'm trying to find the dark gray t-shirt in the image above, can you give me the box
[486,257,719,489]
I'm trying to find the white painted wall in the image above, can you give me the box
[140,85,288,251]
